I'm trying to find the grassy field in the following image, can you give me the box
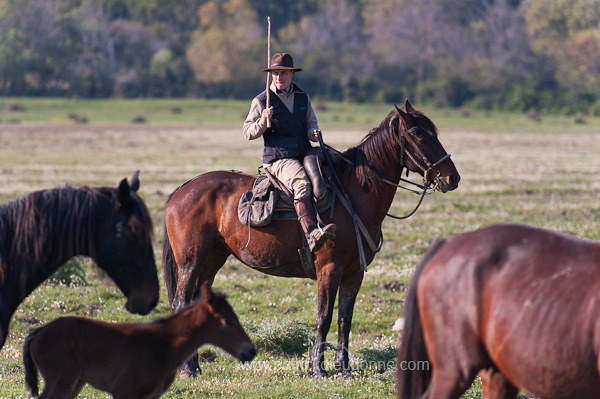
[0,98,599,398]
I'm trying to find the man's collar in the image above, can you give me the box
[271,82,297,96]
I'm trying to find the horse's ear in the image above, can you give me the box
[395,104,408,121]
[200,281,212,304]
[129,170,140,193]
[117,178,131,208]
[404,98,416,113]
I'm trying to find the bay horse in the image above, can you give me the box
[163,99,460,377]
[398,223,600,399]
[0,171,159,350]
[23,281,256,399]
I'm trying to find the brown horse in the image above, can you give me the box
[23,282,256,399]
[0,171,159,351]
[398,223,600,399]
[163,99,460,377]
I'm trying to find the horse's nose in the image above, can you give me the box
[125,282,159,315]
[240,345,258,363]
[450,174,460,189]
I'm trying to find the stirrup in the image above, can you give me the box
[307,232,326,252]
[317,223,337,239]
[307,224,336,252]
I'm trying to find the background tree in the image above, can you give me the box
[279,0,373,101]
[68,0,115,97]
[186,0,263,97]
[524,0,600,112]
[0,0,80,95]
[0,0,598,114]
[363,0,464,103]
[461,0,540,110]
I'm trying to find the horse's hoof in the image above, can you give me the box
[312,368,329,379]
[179,367,201,379]
[340,369,353,379]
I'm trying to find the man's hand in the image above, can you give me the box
[261,106,274,125]
[310,129,322,140]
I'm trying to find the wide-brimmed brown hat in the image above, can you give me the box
[263,53,302,72]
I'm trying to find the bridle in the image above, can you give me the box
[314,117,451,270]
[382,122,451,220]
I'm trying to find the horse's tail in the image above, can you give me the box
[23,329,40,398]
[162,223,178,307]
[397,239,446,399]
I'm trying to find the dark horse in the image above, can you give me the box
[23,282,256,399]
[0,171,159,350]
[398,223,600,399]
[163,100,460,377]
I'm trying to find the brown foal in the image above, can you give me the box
[23,282,256,399]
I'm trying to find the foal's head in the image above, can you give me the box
[199,282,257,362]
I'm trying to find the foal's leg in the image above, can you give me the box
[310,261,342,378]
[334,271,363,377]
[480,367,518,399]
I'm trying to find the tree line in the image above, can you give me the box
[1,0,599,115]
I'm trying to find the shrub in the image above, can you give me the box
[355,346,397,373]
[48,257,88,287]
[246,319,314,356]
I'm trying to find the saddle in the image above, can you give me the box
[238,148,333,227]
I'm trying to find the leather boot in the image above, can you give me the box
[294,197,336,252]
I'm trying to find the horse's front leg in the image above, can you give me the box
[171,262,203,378]
[173,247,229,378]
[310,262,341,378]
[334,272,364,378]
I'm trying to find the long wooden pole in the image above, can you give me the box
[265,16,271,128]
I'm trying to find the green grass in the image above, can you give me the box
[1,99,599,398]
[1,97,598,132]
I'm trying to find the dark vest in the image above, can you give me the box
[257,84,310,164]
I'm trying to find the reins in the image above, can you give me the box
[319,127,451,220]
[316,113,452,270]
[317,132,375,272]
[384,127,451,220]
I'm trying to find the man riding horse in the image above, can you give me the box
[243,52,336,252]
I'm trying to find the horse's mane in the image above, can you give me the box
[340,108,438,192]
[0,185,153,280]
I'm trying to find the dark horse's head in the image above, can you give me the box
[93,171,159,315]
[394,99,460,193]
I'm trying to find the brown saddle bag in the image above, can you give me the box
[238,177,276,227]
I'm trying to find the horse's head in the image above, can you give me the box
[94,171,159,315]
[199,282,257,363]
[395,99,460,193]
